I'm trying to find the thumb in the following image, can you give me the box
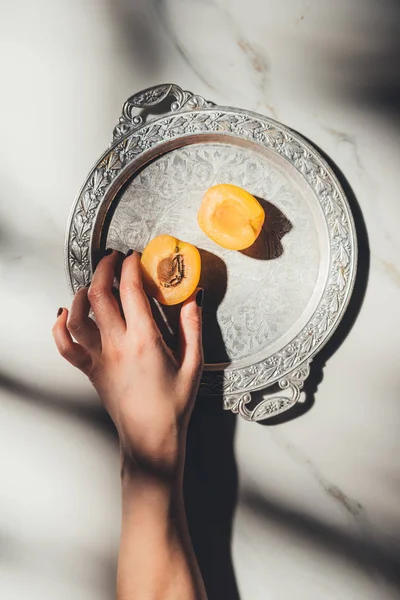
[179,288,204,377]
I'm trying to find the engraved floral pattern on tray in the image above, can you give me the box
[107,144,322,365]
[66,103,356,398]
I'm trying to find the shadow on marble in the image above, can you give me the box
[241,487,400,588]
[0,370,117,439]
[0,371,119,595]
[330,0,400,122]
[257,142,370,426]
[0,531,118,600]
[185,396,241,600]
[108,0,163,77]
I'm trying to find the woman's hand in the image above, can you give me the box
[52,249,204,476]
[53,249,208,599]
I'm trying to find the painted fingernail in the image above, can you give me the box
[104,248,113,256]
[196,289,205,308]
[126,249,134,257]
[57,307,63,317]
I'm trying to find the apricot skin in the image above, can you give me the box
[198,184,265,250]
[140,234,201,306]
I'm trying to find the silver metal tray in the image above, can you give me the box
[65,84,357,421]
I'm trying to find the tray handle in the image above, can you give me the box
[112,83,214,142]
[223,362,311,421]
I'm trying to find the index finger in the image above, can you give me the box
[88,250,125,337]
[120,250,158,335]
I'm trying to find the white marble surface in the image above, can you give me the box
[1,0,400,598]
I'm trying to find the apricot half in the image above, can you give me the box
[198,184,265,250]
[140,234,201,306]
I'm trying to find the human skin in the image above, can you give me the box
[53,249,207,600]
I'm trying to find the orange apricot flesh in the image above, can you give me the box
[140,234,201,306]
[198,184,265,250]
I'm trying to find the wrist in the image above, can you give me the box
[120,432,187,488]
[120,455,186,532]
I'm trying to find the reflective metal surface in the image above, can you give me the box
[66,85,357,420]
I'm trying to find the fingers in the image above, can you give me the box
[52,308,93,374]
[119,250,159,335]
[67,287,101,353]
[88,250,125,337]
[179,288,204,377]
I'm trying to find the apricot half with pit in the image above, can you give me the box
[140,234,201,306]
[198,184,265,250]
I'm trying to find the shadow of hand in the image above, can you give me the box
[185,397,241,600]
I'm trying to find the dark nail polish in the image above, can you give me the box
[57,307,63,317]
[126,249,134,257]
[196,289,205,308]
[104,248,113,256]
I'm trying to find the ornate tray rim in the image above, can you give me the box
[65,84,357,421]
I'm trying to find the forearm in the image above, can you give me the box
[117,460,207,600]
